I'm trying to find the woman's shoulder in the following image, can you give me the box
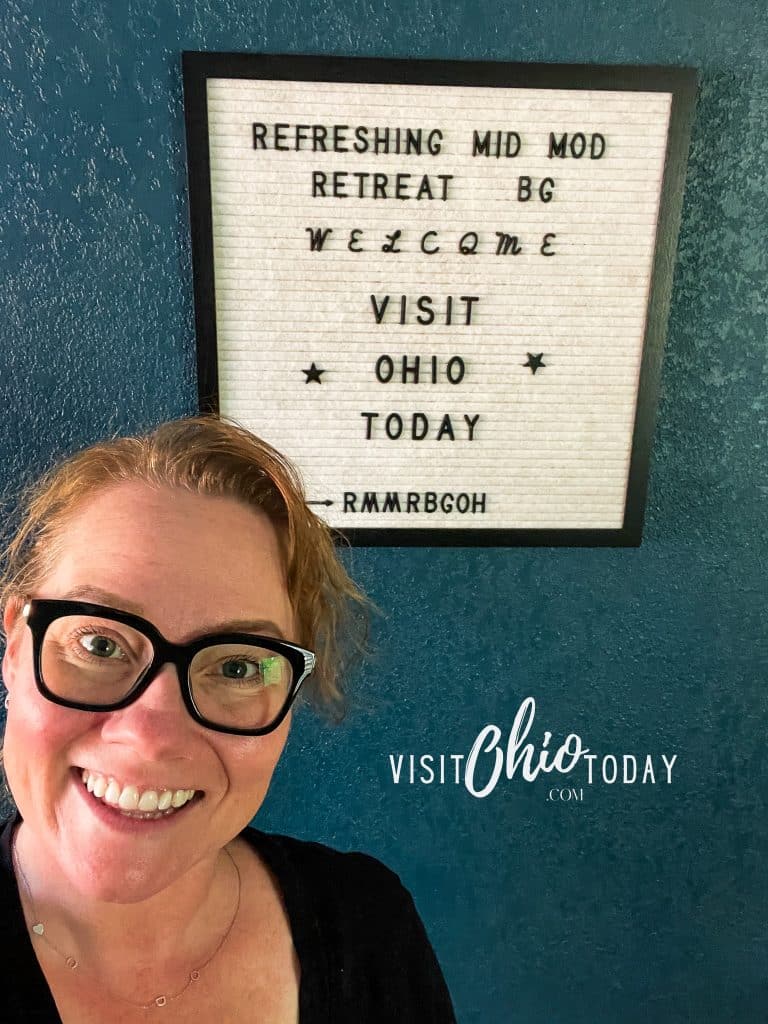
[241,827,456,1022]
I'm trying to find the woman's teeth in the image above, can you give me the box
[80,769,197,818]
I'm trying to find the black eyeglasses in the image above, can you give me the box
[23,599,315,736]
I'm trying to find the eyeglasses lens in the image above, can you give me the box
[189,643,293,730]
[40,615,293,731]
[42,615,153,705]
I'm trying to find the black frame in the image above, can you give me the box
[182,52,698,548]
[24,599,315,737]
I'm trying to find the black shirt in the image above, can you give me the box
[0,815,456,1022]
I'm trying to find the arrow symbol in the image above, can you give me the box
[307,499,334,506]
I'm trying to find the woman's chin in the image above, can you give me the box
[41,774,209,903]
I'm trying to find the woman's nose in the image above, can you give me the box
[98,663,195,756]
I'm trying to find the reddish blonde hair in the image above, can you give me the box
[0,416,369,716]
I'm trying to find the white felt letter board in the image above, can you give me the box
[183,54,696,546]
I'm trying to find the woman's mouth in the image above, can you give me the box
[79,768,200,820]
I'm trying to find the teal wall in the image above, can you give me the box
[2,3,767,1022]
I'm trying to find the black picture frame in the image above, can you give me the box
[182,52,697,548]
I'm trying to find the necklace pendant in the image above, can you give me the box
[65,957,78,970]
[154,996,167,1007]
[32,922,45,935]
[190,970,200,982]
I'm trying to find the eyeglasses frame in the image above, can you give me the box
[22,598,316,737]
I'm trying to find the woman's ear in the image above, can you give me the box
[3,595,22,632]
[2,597,26,691]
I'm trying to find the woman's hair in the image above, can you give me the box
[0,416,369,717]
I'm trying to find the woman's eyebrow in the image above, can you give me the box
[204,618,287,639]
[61,585,143,614]
[59,585,287,639]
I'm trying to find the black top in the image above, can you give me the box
[0,815,456,1022]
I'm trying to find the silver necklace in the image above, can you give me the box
[12,833,242,1010]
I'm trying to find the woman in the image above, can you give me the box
[0,416,456,1023]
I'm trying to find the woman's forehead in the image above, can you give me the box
[58,478,271,532]
[37,481,294,635]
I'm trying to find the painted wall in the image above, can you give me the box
[1,2,766,1022]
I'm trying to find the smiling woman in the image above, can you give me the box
[0,416,456,1024]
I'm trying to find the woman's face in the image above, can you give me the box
[2,480,296,902]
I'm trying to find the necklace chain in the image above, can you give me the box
[12,832,242,1011]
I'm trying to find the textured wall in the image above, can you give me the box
[1,2,766,1022]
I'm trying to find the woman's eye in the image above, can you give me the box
[79,634,123,659]
[220,658,259,680]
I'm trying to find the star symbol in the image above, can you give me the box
[523,353,546,374]
[302,362,325,383]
